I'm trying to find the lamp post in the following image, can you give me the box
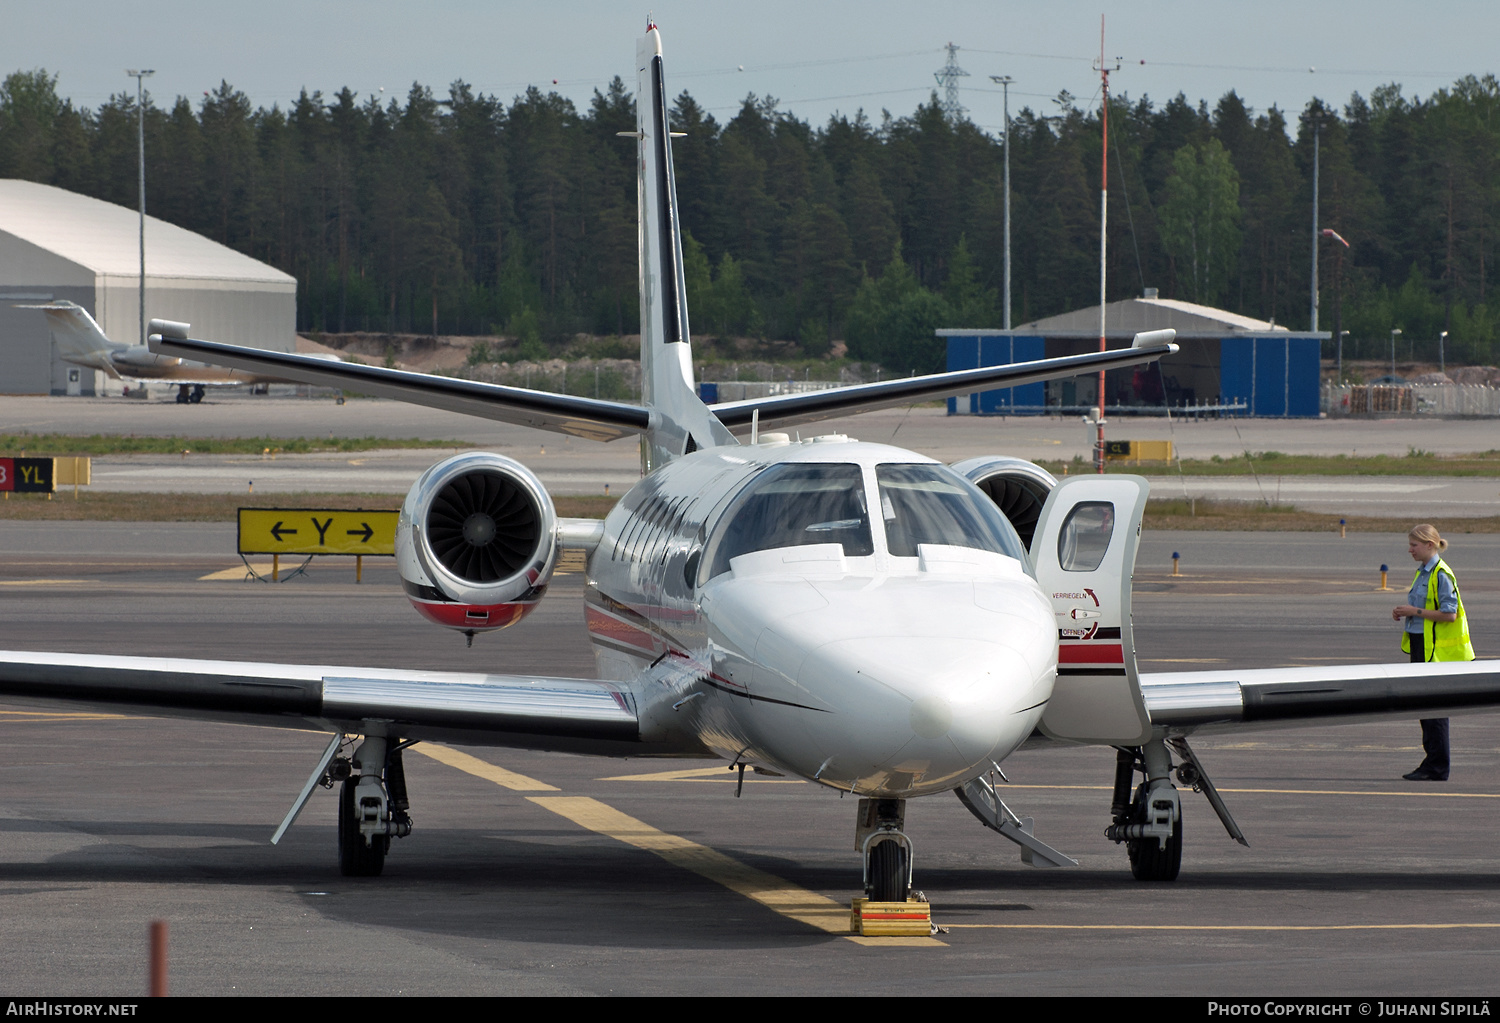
[1439,330,1448,375]
[989,74,1013,330]
[1390,328,1402,379]
[125,68,155,347]
[1338,330,1349,383]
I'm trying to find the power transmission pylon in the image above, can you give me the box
[934,43,969,121]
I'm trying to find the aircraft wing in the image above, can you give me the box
[1141,660,1500,736]
[0,650,665,756]
[709,336,1179,434]
[148,332,651,443]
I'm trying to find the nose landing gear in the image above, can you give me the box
[856,798,912,902]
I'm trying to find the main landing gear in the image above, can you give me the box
[332,735,413,877]
[1106,742,1183,881]
[175,383,205,404]
[1104,737,1248,882]
[856,798,913,903]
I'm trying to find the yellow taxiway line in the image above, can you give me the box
[0,709,128,721]
[420,745,942,947]
[946,922,1500,931]
[414,744,559,791]
[597,766,805,784]
[997,783,1500,799]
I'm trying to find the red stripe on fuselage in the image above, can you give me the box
[1058,643,1124,664]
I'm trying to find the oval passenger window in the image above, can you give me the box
[1057,501,1115,572]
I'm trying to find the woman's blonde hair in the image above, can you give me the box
[1409,523,1448,551]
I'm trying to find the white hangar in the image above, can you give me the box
[0,179,296,395]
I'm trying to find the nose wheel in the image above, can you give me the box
[857,798,912,902]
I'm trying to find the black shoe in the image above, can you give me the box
[1403,768,1448,781]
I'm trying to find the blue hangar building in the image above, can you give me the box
[940,292,1329,417]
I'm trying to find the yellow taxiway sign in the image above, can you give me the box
[238,508,399,556]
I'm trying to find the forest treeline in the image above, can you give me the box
[1,67,1497,371]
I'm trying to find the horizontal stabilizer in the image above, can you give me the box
[709,341,1178,434]
[149,334,650,443]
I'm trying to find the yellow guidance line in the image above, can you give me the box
[597,766,804,784]
[999,784,1500,799]
[0,579,95,587]
[947,923,1500,931]
[530,796,942,947]
[420,748,942,947]
[414,744,559,791]
[0,710,128,721]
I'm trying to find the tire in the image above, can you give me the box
[338,777,387,877]
[868,838,909,903]
[1127,800,1182,882]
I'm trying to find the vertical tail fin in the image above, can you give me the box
[17,301,124,377]
[635,23,735,470]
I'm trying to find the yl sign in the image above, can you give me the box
[0,458,55,493]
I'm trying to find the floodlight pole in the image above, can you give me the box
[1093,20,1119,473]
[1439,330,1448,374]
[126,69,154,347]
[1390,328,1401,378]
[990,74,1014,330]
[1310,119,1320,333]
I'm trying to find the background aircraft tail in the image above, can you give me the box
[17,301,124,376]
[635,23,735,470]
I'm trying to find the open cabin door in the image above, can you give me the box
[1031,475,1152,745]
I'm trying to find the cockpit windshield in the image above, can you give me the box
[705,463,873,578]
[876,463,1027,562]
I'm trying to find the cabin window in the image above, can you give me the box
[876,464,1027,561]
[705,463,873,577]
[1057,501,1115,572]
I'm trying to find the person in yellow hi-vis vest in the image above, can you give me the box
[1391,523,1475,781]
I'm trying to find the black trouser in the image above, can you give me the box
[1409,631,1451,777]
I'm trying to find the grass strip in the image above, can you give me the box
[0,433,472,456]
[0,492,618,522]
[1142,498,1500,533]
[1038,449,1500,478]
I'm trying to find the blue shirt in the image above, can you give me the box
[1406,555,1458,633]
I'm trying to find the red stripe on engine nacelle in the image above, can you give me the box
[410,599,532,632]
[1058,643,1125,664]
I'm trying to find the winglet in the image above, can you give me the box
[148,318,190,341]
[1132,328,1176,350]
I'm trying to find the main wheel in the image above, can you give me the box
[868,838,909,902]
[338,777,388,877]
[1127,801,1182,882]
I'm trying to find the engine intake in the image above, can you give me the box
[950,456,1057,553]
[398,452,558,636]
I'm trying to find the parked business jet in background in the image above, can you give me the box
[17,299,336,403]
[2,23,1497,905]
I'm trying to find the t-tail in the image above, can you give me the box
[16,300,125,377]
[634,21,737,470]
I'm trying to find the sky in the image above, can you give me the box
[5,1,1497,137]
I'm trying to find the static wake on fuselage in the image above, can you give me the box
[0,21,1495,911]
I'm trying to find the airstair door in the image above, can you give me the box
[1031,475,1152,745]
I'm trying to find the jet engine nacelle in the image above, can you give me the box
[950,455,1058,553]
[397,452,559,635]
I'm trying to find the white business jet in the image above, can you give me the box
[2,24,1496,902]
[17,299,338,403]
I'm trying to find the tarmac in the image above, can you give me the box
[2,399,1500,995]
[0,521,1498,995]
